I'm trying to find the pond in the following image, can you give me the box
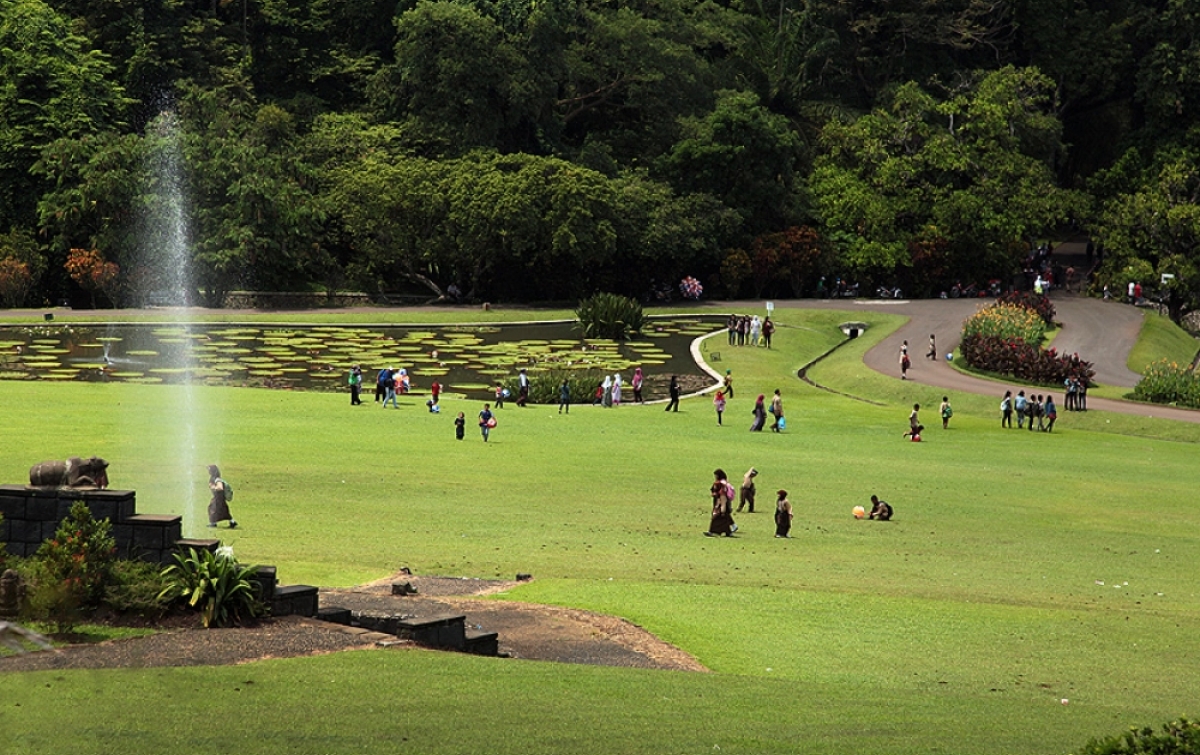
[0,317,721,400]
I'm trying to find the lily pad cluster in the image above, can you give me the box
[0,318,719,396]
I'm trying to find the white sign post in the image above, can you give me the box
[765,301,774,314]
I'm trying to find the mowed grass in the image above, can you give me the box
[1,307,1198,755]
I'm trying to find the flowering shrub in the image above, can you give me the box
[1133,359,1200,408]
[26,501,117,632]
[962,303,1046,346]
[997,290,1056,325]
[960,334,1095,385]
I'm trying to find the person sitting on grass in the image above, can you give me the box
[868,495,893,521]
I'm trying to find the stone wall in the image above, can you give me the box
[0,485,184,564]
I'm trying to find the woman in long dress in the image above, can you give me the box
[750,394,767,431]
[611,374,622,406]
[631,367,644,402]
[705,469,736,537]
[602,375,613,407]
[206,464,237,529]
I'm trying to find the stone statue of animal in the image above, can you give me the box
[28,456,110,489]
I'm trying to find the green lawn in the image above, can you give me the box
[1,305,1196,755]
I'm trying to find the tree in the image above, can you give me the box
[810,66,1082,287]
[1091,144,1200,324]
[64,247,119,307]
[658,89,804,236]
[0,0,129,230]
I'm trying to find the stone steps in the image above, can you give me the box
[314,605,501,656]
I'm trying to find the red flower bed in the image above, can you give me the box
[960,333,1094,385]
[996,290,1055,325]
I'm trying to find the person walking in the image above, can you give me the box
[664,375,680,412]
[374,367,389,403]
[927,334,937,360]
[900,348,911,380]
[382,368,399,409]
[737,467,758,513]
[631,367,644,403]
[723,369,734,399]
[1001,390,1013,428]
[940,396,953,429]
[1044,394,1058,432]
[611,374,622,406]
[348,364,363,405]
[206,464,237,529]
[454,412,465,440]
[1014,390,1028,429]
[428,379,441,411]
[705,469,736,537]
[516,368,530,407]
[602,374,613,408]
[478,404,495,442]
[750,394,767,431]
[558,379,571,414]
[769,389,783,432]
[774,490,793,538]
[713,390,726,425]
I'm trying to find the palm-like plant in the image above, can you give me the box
[159,548,264,628]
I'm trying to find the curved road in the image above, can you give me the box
[775,293,1200,423]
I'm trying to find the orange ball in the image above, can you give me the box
[853,506,866,519]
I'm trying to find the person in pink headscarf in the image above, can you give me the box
[631,367,644,403]
[750,394,767,431]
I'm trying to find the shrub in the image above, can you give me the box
[997,289,1056,325]
[34,501,117,608]
[962,303,1046,346]
[576,292,644,340]
[1079,717,1200,755]
[502,367,608,405]
[105,559,173,618]
[159,548,264,628]
[960,333,1095,386]
[1133,359,1200,408]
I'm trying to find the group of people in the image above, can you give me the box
[1000,390,1059,432]
[706,468,794,538]
[354,365,412,408]
[592,368,646,407]
[726,314,776,348]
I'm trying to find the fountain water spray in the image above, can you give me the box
[140,107,201,533]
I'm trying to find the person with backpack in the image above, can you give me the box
[705,469,737,537]
[940,396,953,429]
[382,368,399,409]
[374,367,389,403]
[1014,390,1028,429]
[206,464,237,529]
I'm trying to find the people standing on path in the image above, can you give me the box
[601,374,613,407]
[903,404,923,439]
[769,389,784,432]
[517,368,530,407]
[750,315,762,347]
[737,467,758,513]
[558,379,571,413]
[774,490,793,538]
[713,390,726,425]
[665,375,680,412]
[1001,390,1013,428]
[705,469,736,537]
[940,396,953,429]
[478,404,495,442]
[348,365,363,405]
[927,334,937,360]
[727,315,737,346]
[762,317,775,348]
[206,464,237,529]
[750,394,767,431]
[631,367,644,403]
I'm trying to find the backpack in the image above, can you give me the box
[219,479,233,502]
[724,481,736,502]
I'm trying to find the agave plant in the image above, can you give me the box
[575,292,645,340]
[158,548,264,628]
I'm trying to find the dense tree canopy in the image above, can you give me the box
[0,0,1194,314]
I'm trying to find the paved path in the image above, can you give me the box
[774,292,1200,424]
